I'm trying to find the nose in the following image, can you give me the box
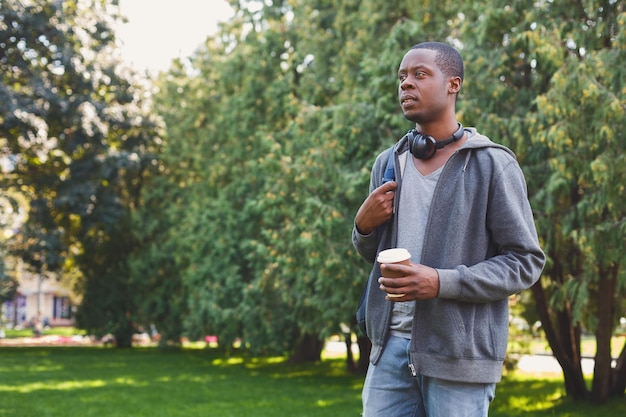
[400,76,414,90]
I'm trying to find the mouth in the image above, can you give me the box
[400,96,417,107]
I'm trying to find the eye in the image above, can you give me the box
[398,73,407,82]
[415,71,426,78]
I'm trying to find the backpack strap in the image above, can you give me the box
[358,145,396,335]
[382,146,396,183]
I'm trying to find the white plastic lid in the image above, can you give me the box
[377,248,411,264]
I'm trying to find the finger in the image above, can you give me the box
[381,263,410,276]
[378,276,402,290]
[378,277,406,298]
[379,180,397,193]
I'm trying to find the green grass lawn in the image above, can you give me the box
[1,346,625,417]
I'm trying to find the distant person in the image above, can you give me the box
[352,41,545,417]
[32,313,43,337]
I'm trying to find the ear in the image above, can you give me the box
[448,76,462,95]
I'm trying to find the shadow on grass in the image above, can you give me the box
[492,374,626,417]
[1,347,624,417]
[0,347,363,417]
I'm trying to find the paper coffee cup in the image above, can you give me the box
[377,248,410,297]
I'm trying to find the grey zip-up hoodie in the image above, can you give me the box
[352,127,545,384]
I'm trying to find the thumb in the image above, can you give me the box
[379,180,397,193]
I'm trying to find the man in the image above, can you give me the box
[352,42,545,417]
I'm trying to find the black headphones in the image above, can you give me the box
[406,123,465,159]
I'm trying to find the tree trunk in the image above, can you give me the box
[356,334,371,375]
[556,305,587,399]
[290,332,323,363]
[344,331,371,374]
[611,340,626,397]
[531,279,588,399]
[592,263,618,403]
[346,332,356,373]
[114,328,134,348]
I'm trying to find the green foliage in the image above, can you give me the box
[0,0,162,346]
[0,262,17,305]
[135,0,474,360]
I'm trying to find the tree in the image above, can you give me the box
[0,193,24,305]
[530,43,626,402]
[459,0,626,402]
[142,0,468,366]
[0,0,162,347]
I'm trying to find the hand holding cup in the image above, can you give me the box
[377,248,411,298]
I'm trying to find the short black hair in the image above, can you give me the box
[411,42,464,81]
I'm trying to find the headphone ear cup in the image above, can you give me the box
[409,131,436,159]
[406,123,464,160]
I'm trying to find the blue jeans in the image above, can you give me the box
[362,336,496,417]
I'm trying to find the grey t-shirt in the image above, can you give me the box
[390,157,442,338]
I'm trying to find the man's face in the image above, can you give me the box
[397,48,450,125]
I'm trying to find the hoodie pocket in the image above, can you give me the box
[415,300,467,357]
[415,300,500,360]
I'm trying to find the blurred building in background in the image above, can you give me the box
[2,271,74,329]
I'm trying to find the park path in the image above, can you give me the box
[324,340,598,376]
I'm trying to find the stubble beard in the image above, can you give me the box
[403,110,428,125]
